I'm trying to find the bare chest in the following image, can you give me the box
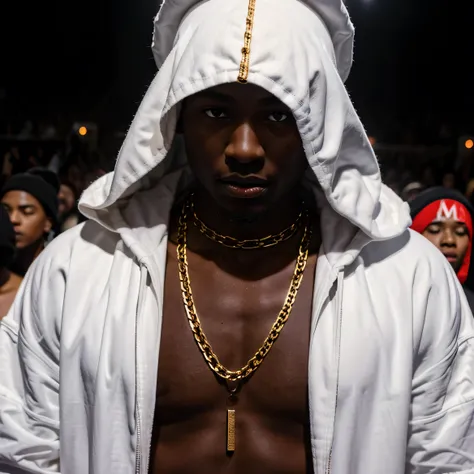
[156,244,317,424]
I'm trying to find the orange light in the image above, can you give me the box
[368,136,376,146]
[465,139,474,150]
[78,126,88,136]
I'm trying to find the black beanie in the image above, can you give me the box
[1,168,60,225]
[0,205,16,267]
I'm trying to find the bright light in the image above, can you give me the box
[78,126,88,136]
[465,139,474,150]
[368,136,376,146]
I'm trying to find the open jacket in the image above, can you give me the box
[1,0,474,473]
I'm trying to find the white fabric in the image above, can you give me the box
[1,0,474,473]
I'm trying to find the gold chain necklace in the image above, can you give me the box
[191,197,304,250]
[177,196,312,452]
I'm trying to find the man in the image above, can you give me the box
[0,168,59,275]
[57,180,80,233]
[410,187,474,311]
[1,1,474,473]
[401,181,424,202]
[0,206,22,318]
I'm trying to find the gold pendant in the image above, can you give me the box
[227,409,236,452]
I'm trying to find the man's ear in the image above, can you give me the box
[43,217,53,234]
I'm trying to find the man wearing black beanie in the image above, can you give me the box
[0,168,59,276]
[0,206,22,318]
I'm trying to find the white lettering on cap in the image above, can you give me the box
[436,200,459,222]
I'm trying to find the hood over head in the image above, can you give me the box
[79,0,410,264]
[410,187,474,284]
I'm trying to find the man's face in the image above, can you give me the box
[58,184,76,217]
[422,218,470,273]
[1,191,52,249]
[180,83,307,217]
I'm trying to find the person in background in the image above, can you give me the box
[421,165,437,188]
[410,187,474,310]
[401,181,424,202]
[442,171,456,189]
[0,168,59,275]
[0,206,22,319]
[465,178,474,201]
[58,180,80,233]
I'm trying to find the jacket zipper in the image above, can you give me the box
[135,408,142,474]
[325,270,344,474]
[135,265,148,474]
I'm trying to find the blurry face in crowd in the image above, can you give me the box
[58,184,76,217]
[443,173,455,189]
[423,218,469,272]
[1,191,52,249]
[180,83,307,218]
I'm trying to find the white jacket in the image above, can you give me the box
[1,0,474,473]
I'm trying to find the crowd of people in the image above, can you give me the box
[1,121,471,319]
[0,128,114,317]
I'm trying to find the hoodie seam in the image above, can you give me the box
[413,335,474,385]
[0,393,59,428]
[411,397,474,424]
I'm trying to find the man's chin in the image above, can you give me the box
[218,197,273,223]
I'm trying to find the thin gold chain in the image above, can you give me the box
[177,197,312,383]
[191,197,304,250]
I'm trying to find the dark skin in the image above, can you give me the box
[150,83,319,473]
[0,267,22,319]
[423,218,470,273]
[1,191,51,275]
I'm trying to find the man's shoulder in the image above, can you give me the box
[40,220,121,271]
[362,228,452,276]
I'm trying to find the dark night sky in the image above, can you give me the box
[1,0,473,137]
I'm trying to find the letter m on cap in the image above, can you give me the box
[436,200,458,221]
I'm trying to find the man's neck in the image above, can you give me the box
[12,240,44,276]
[192,188,303,241]
[0,267,11,289]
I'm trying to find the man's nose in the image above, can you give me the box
[9,210,20,226]
[441,229,456,246]
[225,122,265,172]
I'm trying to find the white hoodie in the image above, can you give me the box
[1,0,474,473]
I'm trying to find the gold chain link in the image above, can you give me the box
[191,197,304,250]
[177,196,312,383]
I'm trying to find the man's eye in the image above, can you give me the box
[426,225,440,234]
[204,109,228,119]
[268,112,289,123]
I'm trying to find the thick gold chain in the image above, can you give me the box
[191,197,304,250]
[177,197,312,383]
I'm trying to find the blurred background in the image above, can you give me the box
[0,0,473,198]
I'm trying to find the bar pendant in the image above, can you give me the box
[227,409,236,453]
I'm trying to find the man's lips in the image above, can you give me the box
[218,175,270,187]
[218,175,270,199]
[442,252,457,262]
